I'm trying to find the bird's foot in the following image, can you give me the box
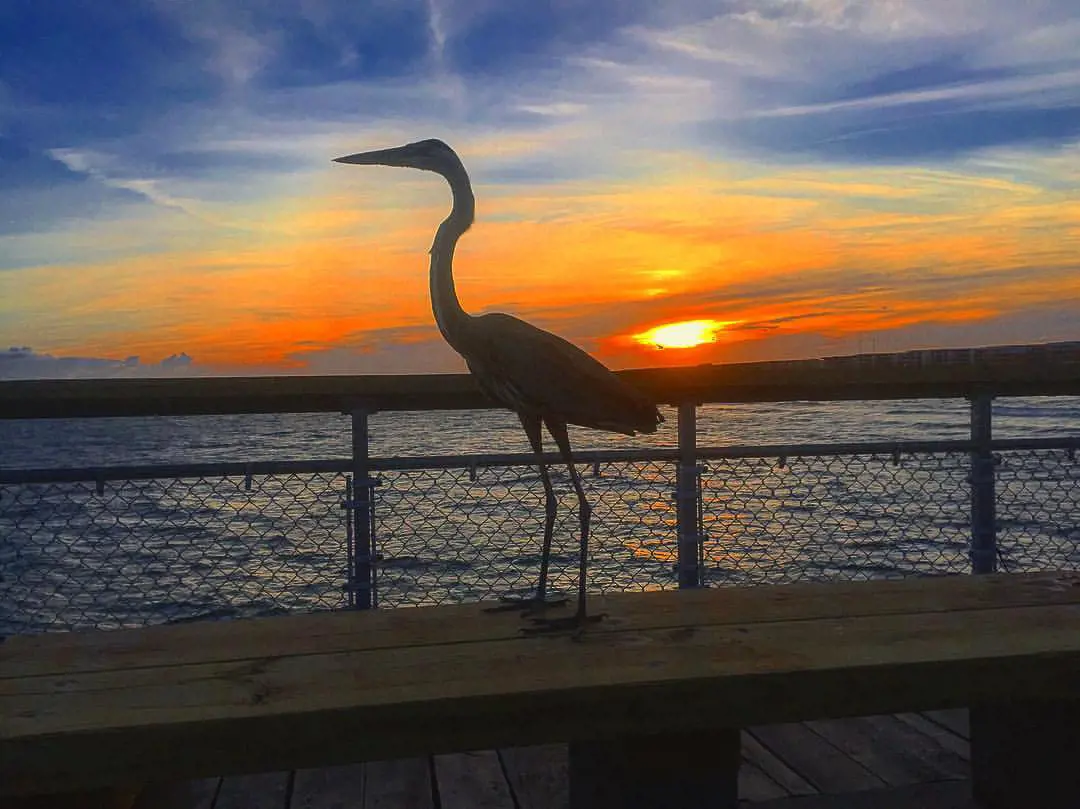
[483,595,568,614]
[521,612,606,637]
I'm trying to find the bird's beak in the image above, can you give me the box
[333,145,414,168]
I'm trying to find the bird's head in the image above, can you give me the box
[333,138,462,175]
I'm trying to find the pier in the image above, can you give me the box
[133,711,975,809]
[6,713,978,808]
[5,574,1080,807]
[2,351,1079,807]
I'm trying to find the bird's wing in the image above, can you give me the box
[464,313,660,435]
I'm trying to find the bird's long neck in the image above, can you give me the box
[429,164,475,352]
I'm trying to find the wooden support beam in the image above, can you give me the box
[569,729,740,809]
[970,700,1080,809]
[1,787,143,809]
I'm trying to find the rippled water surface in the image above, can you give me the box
[2,398,1078,634]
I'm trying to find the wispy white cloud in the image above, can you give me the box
[206,28,276,88]
[424,0,469,115]
[150,0,278,90]
[748,69,1080,119]
[46,147,221,224]
[972,18,1080,71]
[27,0,1080,223]
[517,102,588,117]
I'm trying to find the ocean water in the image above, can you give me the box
[1,397,1078,634]
[4,397,1080,469]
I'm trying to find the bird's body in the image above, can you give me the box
[462,311,660,435]
[335,138,662,631]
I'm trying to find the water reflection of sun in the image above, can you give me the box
[634,319,733,349]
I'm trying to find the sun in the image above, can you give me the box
[634,319,732,349]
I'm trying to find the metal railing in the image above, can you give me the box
[2,362,1079,635]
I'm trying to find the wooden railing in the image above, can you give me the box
[2,351,1079,419]
[2,349,1077,620]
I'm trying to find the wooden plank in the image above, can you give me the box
[214,771,290,809]
[291,763,366,809]
[4,578,1079,794]
[746,780,977,808]
[742,731,816,798]
[0,372,492,419]
[7,602,1078,739]
[498,745,568,809]
[862,714,968,779]
[805,715,968,787]
[893,713,970,759]
[364,759,432,809]
[923,710,970,739]
[738,759,789,802]
[433,751,515,809]
[4,351,1078,419]
[751,723,885,794]
[0,601,527,679]
[131,778,219,809]
[5,571,1077,680]
[5,605,1078,793]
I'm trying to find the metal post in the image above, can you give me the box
[969,393,997,574]
[676,402,701,588]
[350,409,375,608]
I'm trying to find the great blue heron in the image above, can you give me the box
[334,138,662,632]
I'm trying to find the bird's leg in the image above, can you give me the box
[525,413,559,603]
[523,419,605,635]
[484,413,567,614]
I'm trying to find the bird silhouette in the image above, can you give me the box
[335,139,662,632]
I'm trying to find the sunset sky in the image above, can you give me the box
[1,0,1079,377]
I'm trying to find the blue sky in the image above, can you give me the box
[1,1,1079,376]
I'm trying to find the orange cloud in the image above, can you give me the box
[3,150,1078,373]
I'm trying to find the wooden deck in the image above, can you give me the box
[13,573,1077,806]
[11,573,1078,797]
[133,710,975,809]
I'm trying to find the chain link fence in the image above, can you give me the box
[1,440,1078,635]
[372,458,676,609]
[0,468,349,633]
[996,447,1080,572]
[700,451,974,586]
